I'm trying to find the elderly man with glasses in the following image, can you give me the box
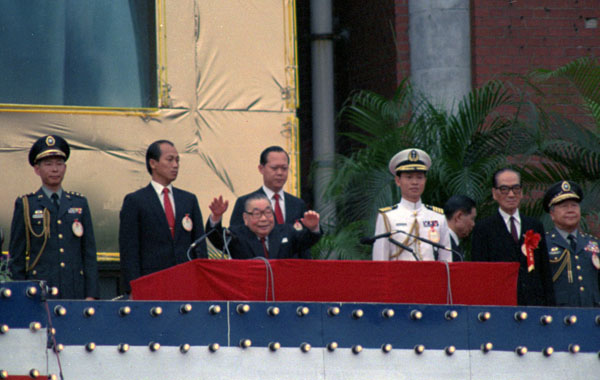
[471,168,555,306]
[205,194,321,259]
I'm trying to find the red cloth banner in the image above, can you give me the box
[131,259,519,305]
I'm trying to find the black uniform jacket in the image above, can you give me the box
[9,188,99,299]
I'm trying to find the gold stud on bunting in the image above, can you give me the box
[445,310,458,320]
[179,344,191,353]
[352,309,364,319]
[296,306,310,316]
[540,315,553,325]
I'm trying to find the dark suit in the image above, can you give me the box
[450,236,464,262]
[545,228,600,307]
[119,184,207,292]
[207,221,320,259]
[230,188,307,226]
[471,211,555,306]
[9,188,99,299]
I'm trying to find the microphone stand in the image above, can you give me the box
[186,228,216,261]
[395,230,463,261]
[387,237,420,261]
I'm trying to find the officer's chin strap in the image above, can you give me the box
[40,281,65,380]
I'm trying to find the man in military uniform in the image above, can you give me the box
[372,148,451,261]
[9,135,99,299]
[543,181,600,307]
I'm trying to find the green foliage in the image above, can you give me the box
[312,57,600,259]
[312,79,536,259]
[522,57,600,231]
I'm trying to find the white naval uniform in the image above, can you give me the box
[372,198,452,261]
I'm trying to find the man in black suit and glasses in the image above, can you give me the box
[471,168,555,306]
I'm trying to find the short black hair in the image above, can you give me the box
[259,146,289,166]
[146,140,174,175]
[492,167,520,188]
[244,193,271,212]
[444,195,476,220]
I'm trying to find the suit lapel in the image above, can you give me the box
[494,212,521,259]
[268,228,283,258]
[172,187,186,240]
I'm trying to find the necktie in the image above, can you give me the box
[51,193,59,210]
[273,193,284,224]
[567,234,577,253]
[163,188,175,238]
[510,216,519,243]
[260,237,269,258]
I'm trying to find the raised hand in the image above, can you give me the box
[300,210,320,232]
[209,195,229,222]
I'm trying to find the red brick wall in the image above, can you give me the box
[472,0,600,124]
[472,0,600,86]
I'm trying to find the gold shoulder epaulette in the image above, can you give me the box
[67,191,85,198]
[424,204,444,214]
[19,192,35,199]
[378,204,398,213]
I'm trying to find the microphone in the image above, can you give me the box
[186,228,216,261]
[360,231,395,245]
[395,230,463,261]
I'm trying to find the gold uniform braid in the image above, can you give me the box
[22,196,51,272]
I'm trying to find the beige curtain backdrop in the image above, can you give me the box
[0,0,299,255]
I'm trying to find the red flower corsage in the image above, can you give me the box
[521,230,541,272]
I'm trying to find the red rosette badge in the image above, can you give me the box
[521,229,541,272]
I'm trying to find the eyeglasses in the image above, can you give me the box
[244,208,274,219]
[494,184,522,195]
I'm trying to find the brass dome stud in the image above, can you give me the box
[296,306,310,317]
[179,304,192,314]
[382,308,395,318]
[236,304,250,315]
[179,343,191,353]
[300,342,311,353]
[445,310,458,320]
[381,343,393,353]
[414,344,425,354]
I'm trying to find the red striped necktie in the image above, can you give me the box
[163,188,175,238]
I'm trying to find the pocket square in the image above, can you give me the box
[281,237,289,244]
